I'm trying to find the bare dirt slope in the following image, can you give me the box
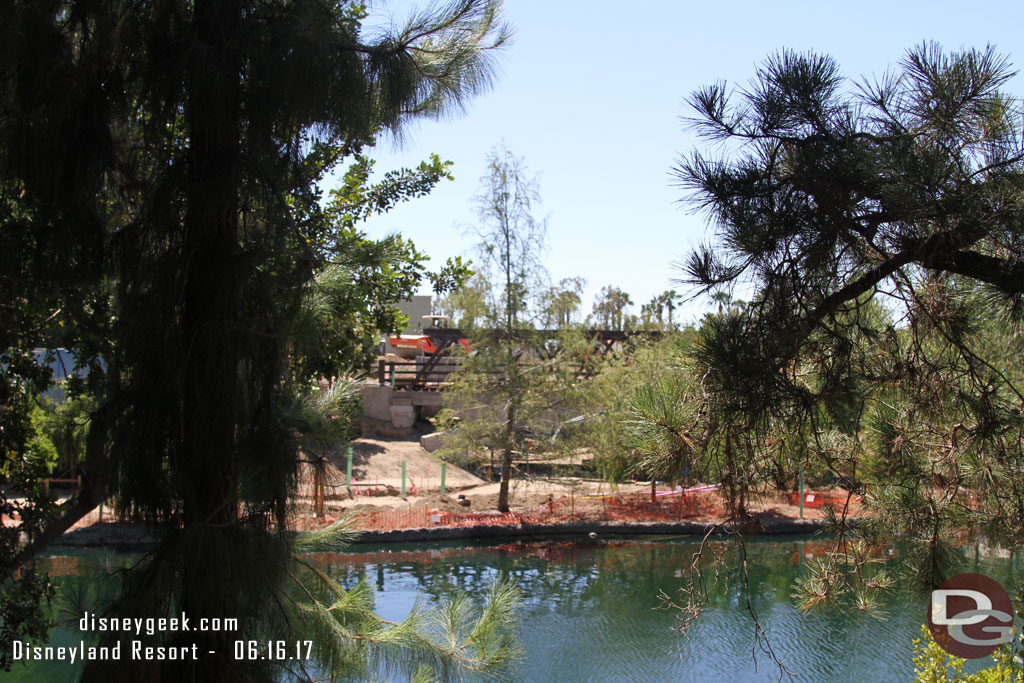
[308,438,863,523]
[324,437,484,492]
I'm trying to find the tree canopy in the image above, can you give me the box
[678,43,1024,421]
[590,286,633,330]
[633,43,1024,590]
[0,1,516,679]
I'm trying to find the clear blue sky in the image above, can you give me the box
[348,0,1024,326]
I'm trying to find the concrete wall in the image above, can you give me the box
[361,382,446,436]
[362,383,394,422]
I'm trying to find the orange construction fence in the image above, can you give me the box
[333,490,728,533]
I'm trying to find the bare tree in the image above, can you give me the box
[465,144,548,512]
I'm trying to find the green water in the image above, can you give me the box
[317,536,1020,682]
[4,535,1019,682]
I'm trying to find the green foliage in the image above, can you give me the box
[912,624,1021,682]
[427,256,476,301]
[291,235,430,379]
[434,272,492,330]
[468,144,549,328]
[632,43,1024,570]
[37,394,95,474]
[437,326,590,479]
[0,565,54,672]
[326,154,454,231]
[639,290,682,331]
[20,404,59,477]
[0,361,61,674]
[291,151,474,377]
[0,0,511,679]
[791,537,894,613]
[581,333,694,482]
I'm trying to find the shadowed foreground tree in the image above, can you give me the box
[0,1,519,680]
[631,43,1024,627]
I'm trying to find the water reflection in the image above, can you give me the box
[314,536,1018,682]
[7,536,1020,682]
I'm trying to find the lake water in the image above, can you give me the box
[6,535,1019,682]
[330,536,1017,682]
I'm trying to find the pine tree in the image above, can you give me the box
[1,2,517,679]
[634,44,1024,586]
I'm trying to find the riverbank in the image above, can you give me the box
[47,436,864,548]
[52,512,849,549]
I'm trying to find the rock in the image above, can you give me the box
[390,404,416,429]
[420,431,446,453]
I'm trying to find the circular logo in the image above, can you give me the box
[928,573,1014,659]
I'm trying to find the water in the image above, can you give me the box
[4,535,1019,682]
[319,536,1018,682]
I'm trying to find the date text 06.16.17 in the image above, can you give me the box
[233,640,313,661]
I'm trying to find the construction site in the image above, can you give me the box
[287,434,864,540]
[35,316,865,544]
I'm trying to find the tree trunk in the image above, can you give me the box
[497,446,513,513]
[176,1,244,679]
[497,403,514,512]
[182,0,243,529]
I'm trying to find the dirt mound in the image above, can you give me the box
[309,436,483,494]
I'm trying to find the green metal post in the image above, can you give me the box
[525,440,529,475]
[440,463,447,495]
[390,364,395,388]
[401,461,407,498]
[799,467,804,519]
[346,446,353,496]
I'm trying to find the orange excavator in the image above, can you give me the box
[389,315,471,358]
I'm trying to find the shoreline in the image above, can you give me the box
[52,516,840,550]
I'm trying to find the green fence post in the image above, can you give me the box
[440,463,447,495]
[346,445,353,496]
[525,440,530,476]
[401,460,407,498]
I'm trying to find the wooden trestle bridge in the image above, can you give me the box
[376,327,663,390]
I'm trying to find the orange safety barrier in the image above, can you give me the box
[301,489,732,534]
[11,555,81,580]
[601,491,724,521]
[789,491,859,510]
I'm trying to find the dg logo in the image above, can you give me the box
[929,573,1015,659]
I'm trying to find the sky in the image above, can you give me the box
[345,0,1024,326]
